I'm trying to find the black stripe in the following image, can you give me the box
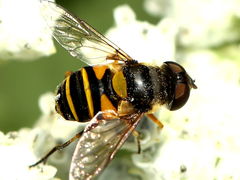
[123,64,154,112]
[159,64,175,103]
[101,68,119,109]
[56,80,75,120]
[84,66,101,115]
[68,71,90,121]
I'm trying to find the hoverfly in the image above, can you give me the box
[30,1,197,179]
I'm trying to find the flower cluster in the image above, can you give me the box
[1,0,240,180]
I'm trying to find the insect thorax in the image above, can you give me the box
[122,63,175,113]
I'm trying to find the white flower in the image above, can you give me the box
[144,0,240,48]
[0,0,56,60]
[0,129,58,180]
[105,5,177,65]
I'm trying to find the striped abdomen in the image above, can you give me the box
[55,65,120,122]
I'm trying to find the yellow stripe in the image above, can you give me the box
[81,68,94,118]
[93,65,108,80]
[65,76,79,121]
[101,94,117,112]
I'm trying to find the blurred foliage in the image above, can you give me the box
[0,0,159,132]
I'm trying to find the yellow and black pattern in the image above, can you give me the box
[55,62,180,122]
[55,61,190,122]
[55,65,120,122]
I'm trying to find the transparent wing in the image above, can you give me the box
[69,111,143,180]
[40,1,133,65]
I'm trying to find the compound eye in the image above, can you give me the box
[165,61,185,74]
[169,82,190,111]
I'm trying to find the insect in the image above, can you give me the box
[30,1,197,179]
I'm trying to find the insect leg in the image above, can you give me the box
[132,130,141,154]
[146,114,164,129]
[29,132,82,168]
